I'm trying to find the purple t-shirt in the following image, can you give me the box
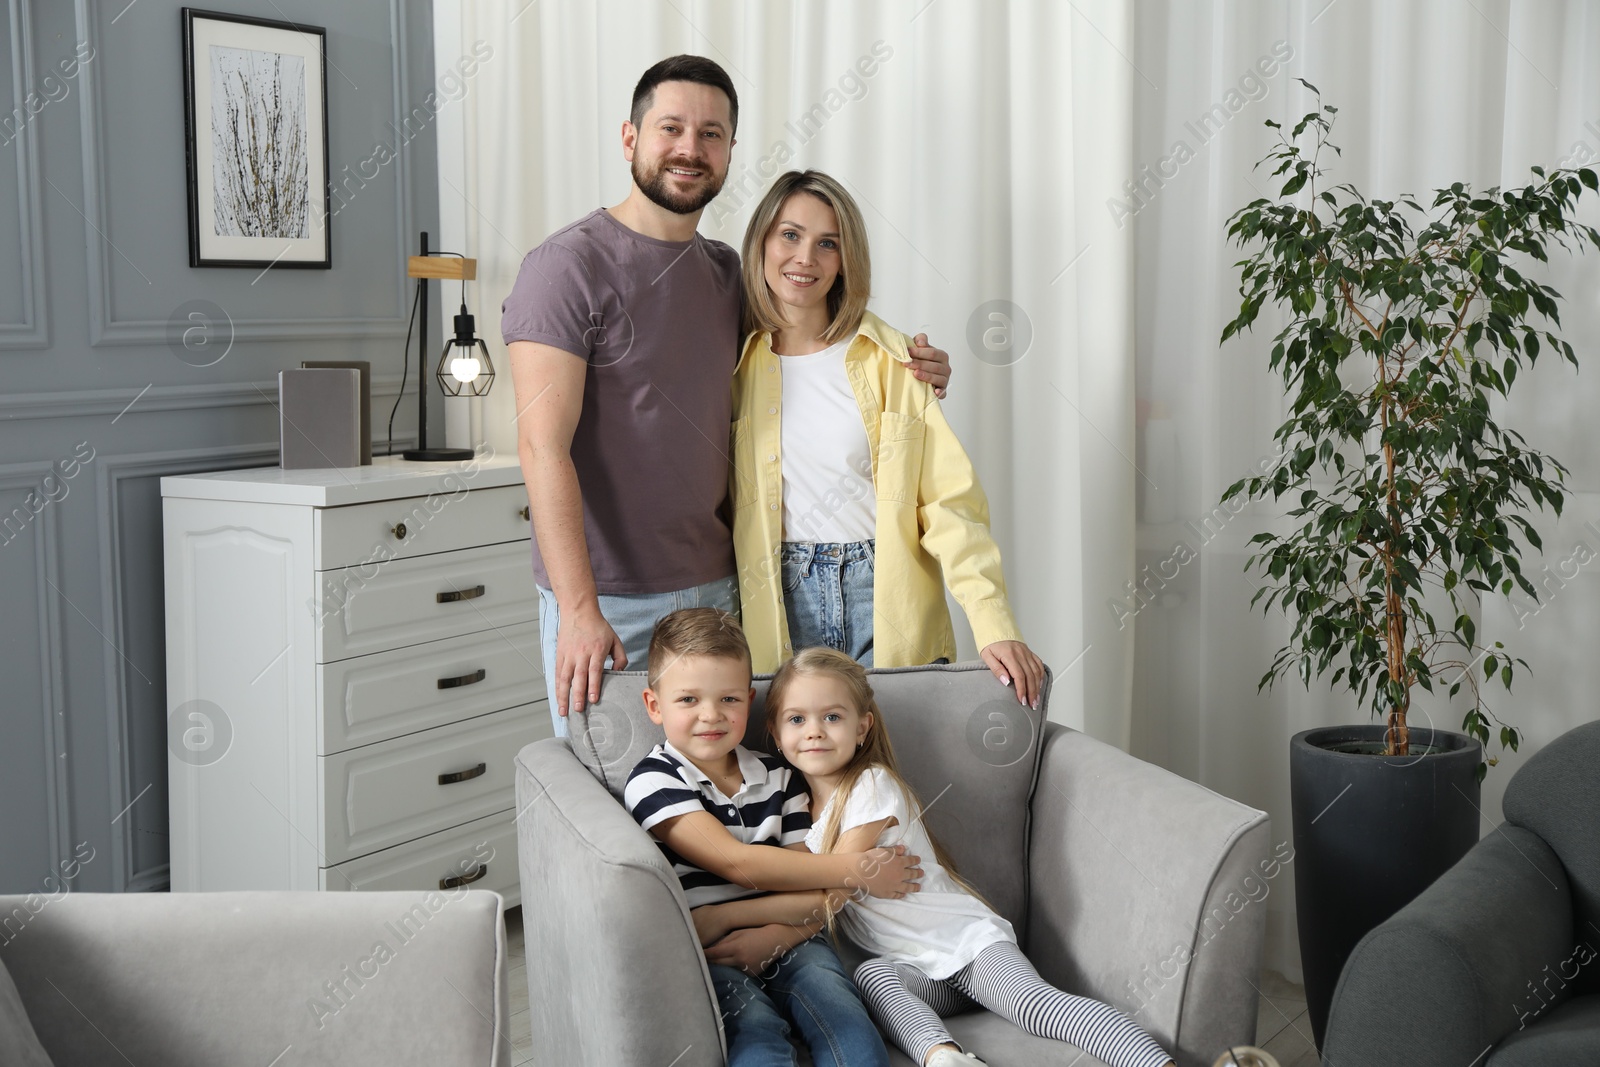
[501,209,741,595]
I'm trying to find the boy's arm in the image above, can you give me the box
[697,820,905,973]
[705,921,825,976]
[652,810,920,896]
[815,819,896,856]
[817,819,897,900]
[690,890,829,947]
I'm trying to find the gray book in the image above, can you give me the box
[300,360,372,463]
[279,368,361,470]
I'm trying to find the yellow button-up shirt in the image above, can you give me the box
[730,310,1023,673]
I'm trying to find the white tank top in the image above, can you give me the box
[777,338,878,543]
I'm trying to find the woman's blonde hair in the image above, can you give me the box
[740,170,871,345]
[764,647,986,926]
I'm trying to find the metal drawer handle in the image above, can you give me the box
[392,522,407,539]
[437,668,487,690]
[441,864,487,890]
[518,505,530,521]
[438,762,487,785]
[436,584,485,603]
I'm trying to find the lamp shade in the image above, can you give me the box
[435,305,495,397]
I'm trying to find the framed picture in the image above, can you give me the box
[182,8,330,268]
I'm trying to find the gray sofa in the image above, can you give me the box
[1321,719,1600,1066]
[514,662,1272,1067]
[0,889,512,1066]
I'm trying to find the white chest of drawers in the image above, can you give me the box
[161,454,549,904]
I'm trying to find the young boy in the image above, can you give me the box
[624,607,919,1067]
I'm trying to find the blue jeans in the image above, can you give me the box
[781,541,875,666]
[711,936,889,1067]
[536,574,739,735]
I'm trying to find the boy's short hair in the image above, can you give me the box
[647,607,752,690]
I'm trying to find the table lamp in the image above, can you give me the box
[401,232,493,461]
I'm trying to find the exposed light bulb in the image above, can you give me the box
[449,355,482,383]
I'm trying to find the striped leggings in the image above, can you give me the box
[854,941,1173,1067]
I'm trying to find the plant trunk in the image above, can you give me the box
[1380,370,1410,757]
[1385,572,1410,755]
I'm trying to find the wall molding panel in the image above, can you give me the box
[0,0,438,896]
[0,460,71,883]
[0,374,409,422]
[73,0,415,347]
[96,443,279,892]
[1,0,50,350]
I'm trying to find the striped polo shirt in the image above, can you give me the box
[624,741,812,908]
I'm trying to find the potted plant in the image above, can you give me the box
[1220,81,1600,1046]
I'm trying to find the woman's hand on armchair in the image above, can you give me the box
[981,640,1046,710]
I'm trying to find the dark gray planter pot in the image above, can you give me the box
[1289,724,1482,1048]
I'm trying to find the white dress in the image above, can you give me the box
[806,766,1015,979]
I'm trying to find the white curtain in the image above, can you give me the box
[433,0,1139,741]
[1131,0,1600,979]
[435,0,1600,981]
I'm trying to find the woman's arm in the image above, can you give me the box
[911,385,1046,706]
[650,810,921,896]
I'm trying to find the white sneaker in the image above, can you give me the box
[925,1049,988,1067]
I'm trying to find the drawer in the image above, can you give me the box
[318,621,543,754]
[316,540,537,662]
[314,483,531,570]
[322,704,551,865]
[321,809,519,906]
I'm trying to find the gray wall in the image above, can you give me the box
[0,0,441,893]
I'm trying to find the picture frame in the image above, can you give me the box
[181,8,330,269]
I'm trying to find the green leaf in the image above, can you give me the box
[1282,173,1308,196]
[1582,168,1598,191]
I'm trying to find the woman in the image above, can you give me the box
[730,170,1044,707]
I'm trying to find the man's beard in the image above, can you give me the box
[632,155,725,215]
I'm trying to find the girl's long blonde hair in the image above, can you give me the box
[765,648,985,909]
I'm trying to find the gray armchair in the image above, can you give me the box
[515,662,1272,1067]
[0,890,512,1066]
[1321,719,1600,1066]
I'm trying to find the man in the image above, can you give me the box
[503,55,951,733]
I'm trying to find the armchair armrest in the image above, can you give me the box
[515,738,725,1066]
[0,889,509,1065]
[1322,826,1573,1067]
[1027,723,1271,1067]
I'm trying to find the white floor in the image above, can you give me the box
[504,908,1318,1066]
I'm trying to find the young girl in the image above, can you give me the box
[768,647,1177,1067]
[731,170,1045,709]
